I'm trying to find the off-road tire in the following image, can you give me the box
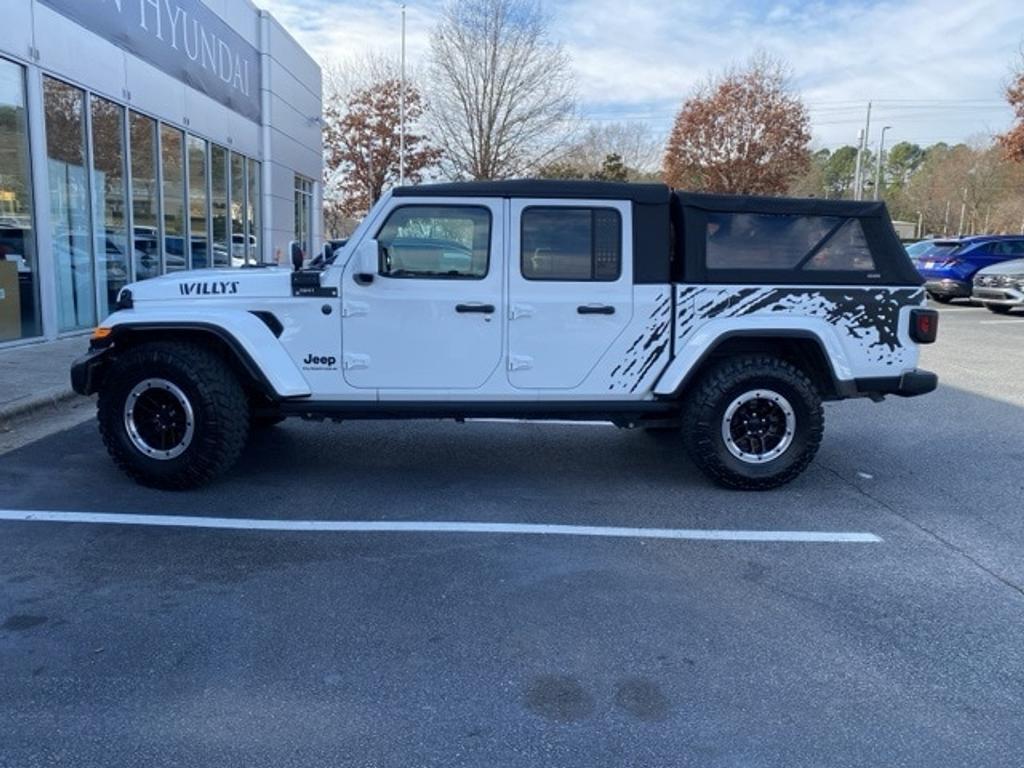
[986,304,1012,315]
[682,355,824,490]
[97,341,250,489]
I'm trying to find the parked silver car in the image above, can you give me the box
[972,258,1024,314]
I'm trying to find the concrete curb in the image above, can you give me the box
[0,388,85,429]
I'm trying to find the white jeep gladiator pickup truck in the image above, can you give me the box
[71,180,938,490]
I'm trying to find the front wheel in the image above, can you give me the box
[682,355,824,490]
[986,304,1013,315]
[97,341,250,489]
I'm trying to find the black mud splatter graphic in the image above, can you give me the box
[608,285,924,392]
[607,292,672,392]
[677,286,924,367]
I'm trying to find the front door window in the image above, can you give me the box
[341,203,503,391]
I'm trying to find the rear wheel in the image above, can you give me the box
[931,294,954,304]
[986,304,1013,315]
[682,355,823,490]
[97,341,250,489]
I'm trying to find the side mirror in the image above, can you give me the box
[323,243,334,261]
[352,239,378,285]
[289,240,304,271]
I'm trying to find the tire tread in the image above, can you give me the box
[97,341,249,489]
[682,354,824,490]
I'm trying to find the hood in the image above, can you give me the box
[123,266,295,302]
[976,258,1024,277]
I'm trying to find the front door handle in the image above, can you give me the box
[456,303,495,314]
[577,304,615,315]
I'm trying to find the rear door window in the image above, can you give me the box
[521,207,621,281]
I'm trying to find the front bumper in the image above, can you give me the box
[924,279,971,299]
[70,346,112,395]
[972,285,1024,307]
[847,369,939,400]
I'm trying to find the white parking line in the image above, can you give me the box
[0,510,881,543]
[979,319,1024,325]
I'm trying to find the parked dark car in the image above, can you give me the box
[912,235,1024,302]
[972,258,1024,314]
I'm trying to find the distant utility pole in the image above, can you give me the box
[916,211,923,239]
[852,128,865,200]
[873,125,891,201]
[853,102,872,200]
[399,3,407,186]
[943,200,951,235]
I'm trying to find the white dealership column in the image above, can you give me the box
[24,63,58,341]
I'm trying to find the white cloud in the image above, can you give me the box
[257,0,1022,148]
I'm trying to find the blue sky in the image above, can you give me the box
[260,0,1024,152]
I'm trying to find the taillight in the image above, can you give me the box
[910,308,938,343]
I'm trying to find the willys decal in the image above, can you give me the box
[179,281,240,296]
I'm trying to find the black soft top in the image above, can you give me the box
[394,180,671,206]
[391,181,920,286]
[675,191,891,218]
[672,191,922,286]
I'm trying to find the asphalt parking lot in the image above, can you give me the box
[2,302,1023,768]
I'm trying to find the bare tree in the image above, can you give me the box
[543,122,664,179]
[663,53,811,195]
[427,0,575,179]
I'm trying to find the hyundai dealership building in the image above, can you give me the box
[0,0,323,345]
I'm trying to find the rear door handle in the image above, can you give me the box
[577,304,615,315]
[456,303,495,314]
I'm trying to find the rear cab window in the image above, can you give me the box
[705,212,876,274]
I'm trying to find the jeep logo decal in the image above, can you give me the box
[179,281,240,296]
[303,354,338,369]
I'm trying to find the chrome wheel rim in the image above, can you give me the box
[123,378,195,460]
[721,389,796,464]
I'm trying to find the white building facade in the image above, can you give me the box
[0,0,323,346]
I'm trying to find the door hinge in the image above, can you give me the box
[342,354,369,370]
[508,355,533,371]
[342,302,369,318]
[509,303,534,320]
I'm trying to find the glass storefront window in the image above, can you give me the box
[294,175,313,256]
[129,111,160,281]
[247,158,260,265]
[90,96,128,318]
[0,58,41,342]
[211,144,229,268]
[44,76,94,332]
[229,152,246,267]
[187,135,209,269]
[160,125,186,273]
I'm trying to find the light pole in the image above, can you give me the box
[872,126,891,201]
[853,101,872,200]
[399,3,407,186]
